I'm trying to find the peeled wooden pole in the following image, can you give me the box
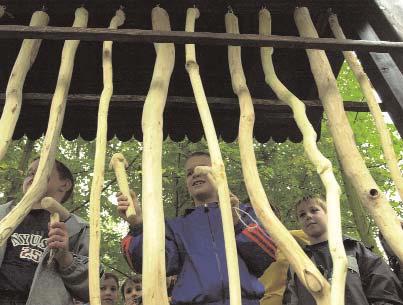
[0,7,88,246]
[0,10,49,161]
[226,11,331,305]
[141,6,174,305]
[294,7,403,261]
[89,9,125,305]
[259,9,346,305]
[329,14,403,201]
[185,8,241,305]
[41,197,70,264]
[109,153,137,222]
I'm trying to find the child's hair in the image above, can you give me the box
[103,272,119,288]
[295,195,327,219]
[32,157,74,203]
[121,274,142,301]
[185,151,210,163]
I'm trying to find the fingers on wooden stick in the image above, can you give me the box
[110,153,137,222]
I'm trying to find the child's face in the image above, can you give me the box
[23,159,70,202]
[297,201,328,244]
[100,277,119,305]
[185,155,217,205]
[123,280,142,305]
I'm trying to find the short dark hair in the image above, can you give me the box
[103,272,119,288]
[121,274,142,301]
[32,157,74,203]
[54,160,74,203]
[185,151,210,163]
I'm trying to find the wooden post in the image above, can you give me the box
[141,6,174,305]
[259,9,346,305]
[0,10,49,161]
[294,6,403,261]
[185,8,242,305]
[226,10,331,305]
[88,9,125,305]
[329,13,403,201]
[0,7,88,246]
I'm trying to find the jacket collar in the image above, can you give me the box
[184,202,219,216]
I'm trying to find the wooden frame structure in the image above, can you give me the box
[1,0,402,143]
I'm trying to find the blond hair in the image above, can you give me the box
[295,195,327,219]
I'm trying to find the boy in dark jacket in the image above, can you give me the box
[0,158,90,305]
[283,195,403,305]
[118,151,276,305]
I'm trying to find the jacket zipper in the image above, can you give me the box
[205,204,226,304]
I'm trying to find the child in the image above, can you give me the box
[283,195,403,305]
[118,151,277,305]
[101,272,119,305]
[121,275,142,305]
[0,158,90,305]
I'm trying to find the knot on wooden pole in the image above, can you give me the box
[303,269,323,293]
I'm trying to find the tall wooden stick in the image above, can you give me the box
[185,8,242,305]
[329,13,403,201]
[88,9,125,305]
[0,10,49,161]
[0,7,88,246]
[141,6,174,305]
[225,13,330,305]
[294,6,403,261]
[225,11,330,305]
[259,9,346,305]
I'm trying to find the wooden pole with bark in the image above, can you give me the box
[329,13,403,201]
[141,6,174,305]
[0,7,88,246]
[225,11,331,305]
[0,10,49,161]
[88,9,125,305]
[294,6,403,261]
[185,8,242,305]
[259,9,346,305]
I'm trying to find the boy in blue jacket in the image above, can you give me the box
[117,151,276,305]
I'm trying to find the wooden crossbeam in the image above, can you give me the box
[0,25,402,52]
[0,93,383,112]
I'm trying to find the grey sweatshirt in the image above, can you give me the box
[0,201,91,305]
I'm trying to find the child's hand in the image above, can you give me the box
[48,222,69,252]
[48,221,73,268]
[117,190,143,226]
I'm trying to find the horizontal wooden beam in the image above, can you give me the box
[0,25,402,53]
[0,93,381,112]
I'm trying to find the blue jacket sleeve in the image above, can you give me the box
[234,204,277,277]
[121,222,181,275]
